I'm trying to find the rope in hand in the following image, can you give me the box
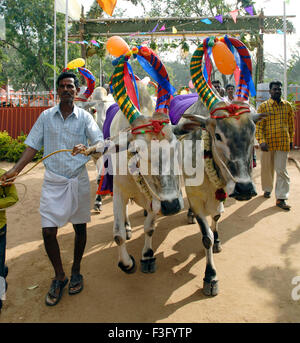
[0,149,73,210]
[0,149,73,186]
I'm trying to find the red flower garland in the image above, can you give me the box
[215,188,227,202]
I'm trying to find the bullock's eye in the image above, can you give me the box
[215,133,222,141]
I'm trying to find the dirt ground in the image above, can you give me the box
[0,150,300,323]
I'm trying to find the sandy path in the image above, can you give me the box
[1,150,300,323]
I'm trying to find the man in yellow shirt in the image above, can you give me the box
[256,81,295,210]
[0,168,19,311]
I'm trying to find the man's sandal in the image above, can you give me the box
[276,199,291,211]
[45,278,68,306]
[68,274,84,295]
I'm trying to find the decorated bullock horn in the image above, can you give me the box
[220,35,256,101]
[190,36,255,116]
[110,51,142,124]
[110,45,175,124]
[63,59,96,101]
[190,38,221,113]
[136,46,175,115]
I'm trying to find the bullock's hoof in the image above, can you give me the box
[140,257,156,273]
[187,209,195,224]
[187,215,195,224]
[213,241,222,253]
[202,280,218,296]
[126,229,132,240]
[118,255,137,274]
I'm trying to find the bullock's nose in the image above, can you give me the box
[161,199,181,216]
[229,182,257,201]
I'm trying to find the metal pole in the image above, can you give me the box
[100,58,102,87]
[65,0,69,68]
[54,0,57,102]
[283,0,287,100]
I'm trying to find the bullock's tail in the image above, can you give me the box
[288,157,300,172]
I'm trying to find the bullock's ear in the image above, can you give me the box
[172,119,201,136]
[80,101,97,110]
[182,113,209,127]
[251,112,269,123]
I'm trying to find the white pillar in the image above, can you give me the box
[283,1,287,100]
[54,0,57,101]
[65,0,69,68]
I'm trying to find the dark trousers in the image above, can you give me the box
[0,225,6,278]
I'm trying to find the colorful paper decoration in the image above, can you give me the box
[152,23,159,32]
[201,19,212,25]
[215,15,223,23]
[244,6,254,16]
[97,0,117,16]
[230,9,239,23]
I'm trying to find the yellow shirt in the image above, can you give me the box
[256,98,295,151]
[0,169,19,229]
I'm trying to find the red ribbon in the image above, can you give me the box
[210,104,250,119]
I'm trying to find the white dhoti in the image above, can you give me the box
[40,168,91,228]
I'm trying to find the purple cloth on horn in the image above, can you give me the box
[97,103,119,196]
[103,103,119,139]
[169,93,199,125]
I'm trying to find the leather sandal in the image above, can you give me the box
[68,274,84,295]
[45,278,68,306]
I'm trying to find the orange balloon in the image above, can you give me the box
[212,41,237,75]
[106,36,130,57]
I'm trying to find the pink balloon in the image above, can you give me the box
[189,80,194,89]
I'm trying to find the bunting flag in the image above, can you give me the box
[172,26,177,34]
[230,9,239,23]
[277,29,284,34]
[244,6,254,16]
[68,40,103,45]
[91,40,100,47]
[201,18,212,25]
[97,0,117,16]
[215,15,223,23]
[160,25,166,31]
[152,23,159,32]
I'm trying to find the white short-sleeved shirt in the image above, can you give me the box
[25,105,103,179]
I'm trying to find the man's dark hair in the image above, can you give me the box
[225,83,235,90]
[269,80,282,90]
[212,80,221,85]
[57,71,80,88]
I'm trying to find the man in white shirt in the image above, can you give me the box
[0,72,103,306]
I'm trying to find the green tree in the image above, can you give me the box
[264,41,300,86]
[0,0,80,92]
